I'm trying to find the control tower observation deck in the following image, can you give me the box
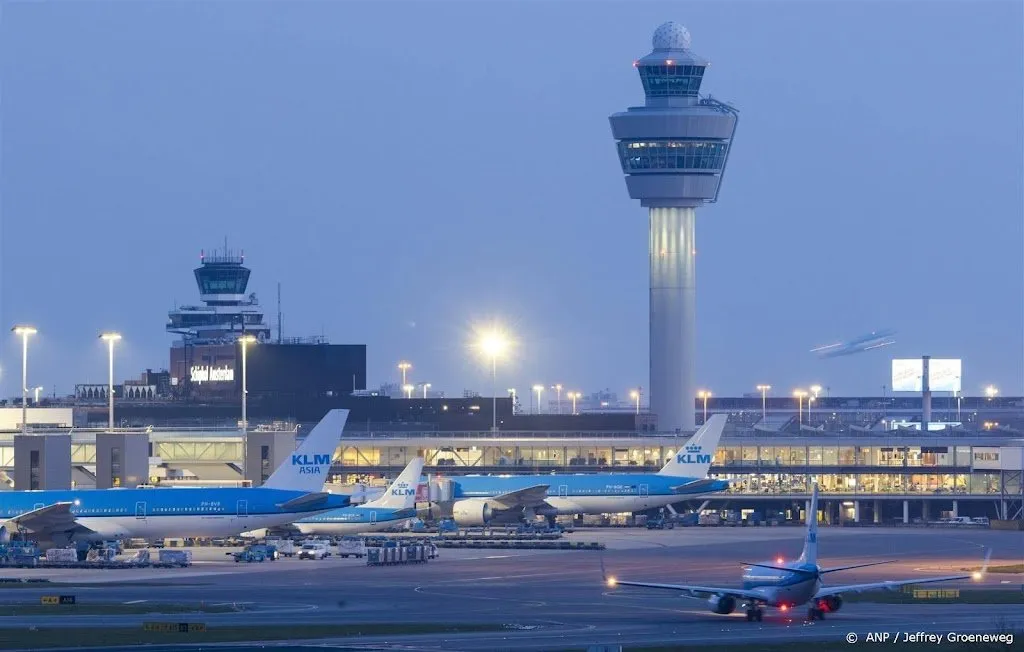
[167,248,271,345]
[609,22,739,433]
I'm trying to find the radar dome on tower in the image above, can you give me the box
[652,21,691,51]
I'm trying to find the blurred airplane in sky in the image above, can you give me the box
[811,329,896,358]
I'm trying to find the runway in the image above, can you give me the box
[0,527,1021,650]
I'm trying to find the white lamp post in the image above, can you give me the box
[239,335,257,431]
[756,384,771,421]
[11,325,37,434]
[100,332,122,431]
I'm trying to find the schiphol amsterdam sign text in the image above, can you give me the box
[190,365,234,384]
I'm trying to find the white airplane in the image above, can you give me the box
[294,457,425,536]
[605,483,990,622]
[446,415,729,526]
[0,410,350,546]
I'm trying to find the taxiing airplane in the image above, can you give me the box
[605,483,989,622]
[295,457,425,535]
[444,414,729,526]
[811,329,896,358]
[0,410,352,547]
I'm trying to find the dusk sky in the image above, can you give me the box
[1,1,1021,401]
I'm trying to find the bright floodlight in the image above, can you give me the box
[630,390,640,399]
[810,384,822,397]
[100,332,122,342]
[478,332,510,360]
[532,384,544,392]
[793,389,808,398]
[239,334,257,344]
[757,384,771,392]
[11,325,36,336]
[985,385,998,398]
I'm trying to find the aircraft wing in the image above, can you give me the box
[7,502,86,536]
[814,574,970,599]
[610,579,768,602]
[276,492,330,511]
[487,484,550,509]
[669,478,726,494]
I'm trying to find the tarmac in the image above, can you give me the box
[0,526,1022,650]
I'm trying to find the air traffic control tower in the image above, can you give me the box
[609,22,738,433]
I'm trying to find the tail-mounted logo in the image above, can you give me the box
[292,453,331,475]
[677,445,711,465]
[390,482,415,497]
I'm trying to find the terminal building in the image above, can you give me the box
[1,404,1021,524]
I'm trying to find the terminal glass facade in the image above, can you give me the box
[618,140,728,172]
[637,64,705,97]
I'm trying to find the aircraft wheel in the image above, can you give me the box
[755,609,763,622]
[807,607,820,621]
[745,610,754,622]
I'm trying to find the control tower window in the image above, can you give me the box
[638,64,704,97]
[617,141,728,172]
[195,267,250,295]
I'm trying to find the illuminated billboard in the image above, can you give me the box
[891,359,962,392]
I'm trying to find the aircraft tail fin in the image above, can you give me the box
[262,409,348,492]
[799,482,819,566]
[368,457,425,510]
[658,414,727,477]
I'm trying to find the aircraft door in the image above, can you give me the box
[370,511,377,524]
[558,485,568,497]
[135,501,146,519]
[639,484,649,497]
[236,500,248,518]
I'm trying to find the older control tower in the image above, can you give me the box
[609,22,739,432]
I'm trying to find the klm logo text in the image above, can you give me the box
[677,446,711,465]
[391,482,415,496]
[292,453,331,475]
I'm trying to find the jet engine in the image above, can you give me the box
[707,594,737,615]
[451,499,493,526]
[817,595,843,613]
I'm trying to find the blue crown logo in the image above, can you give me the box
[685,444,701,453]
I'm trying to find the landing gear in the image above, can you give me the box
[745,607,763,622]
[807,607,825,621]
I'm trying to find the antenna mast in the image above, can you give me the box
[277,282,282,344]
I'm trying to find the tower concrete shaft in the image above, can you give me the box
[650,207,696,432]
[609,21,738,433]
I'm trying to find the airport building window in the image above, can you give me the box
[637,63,705,97]
[617,140,728,172]
[29,450,40,490]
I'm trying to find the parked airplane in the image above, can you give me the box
[811,329,896,358]
[0,410,351,547]
[294,457,425,535]
[605,483,989,622]
[443,414,729,526]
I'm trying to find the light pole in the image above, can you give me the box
[100,332,122,431]
[756,384,771,421]
[33,386,44,403]
[630,389,640,415]
[697,390,711,424]
[809,384,821,424]
[403,384,414,399]
[552,384,563,414]
[507,388,517,415]
[533,384,544,414]
[422,383,432,399]
[239,335,257,432]
[12,325,37,434]
[398,361,411,387]
[568,391,581,415]
[477,331,509,432]
[793,389,808,427]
